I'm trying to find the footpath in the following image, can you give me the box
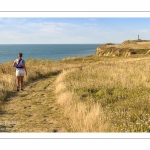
[0,75,66,132]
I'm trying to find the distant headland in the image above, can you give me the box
[96,35,150,57]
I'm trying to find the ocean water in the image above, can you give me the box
[0,44,100,64]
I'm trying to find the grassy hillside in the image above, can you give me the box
[96,40,150,57]
[1,55,150,132]
[57,55,150,132]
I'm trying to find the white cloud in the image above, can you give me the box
[0,19,99,43]
[1,18,150,44]
[138,29,150,33]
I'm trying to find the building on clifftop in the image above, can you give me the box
[137,35,141,41]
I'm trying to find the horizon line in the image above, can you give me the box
[0,43,121,45]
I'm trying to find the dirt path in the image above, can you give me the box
[0,75,66,132]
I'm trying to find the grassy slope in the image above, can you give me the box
[1,55,150,132]
[58,55,150,132]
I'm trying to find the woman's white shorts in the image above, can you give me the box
[16,69,25,76]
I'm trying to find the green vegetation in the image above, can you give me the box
[1,55,150,132]
[57,55,150,132]
[122,40,150,44]
[105,43,115,45]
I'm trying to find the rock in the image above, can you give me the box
[96,40,150,57]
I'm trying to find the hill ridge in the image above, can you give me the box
[96,40,150,57]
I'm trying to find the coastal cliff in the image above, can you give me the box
[96,40,150,57]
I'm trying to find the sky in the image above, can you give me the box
[0,18,150,44]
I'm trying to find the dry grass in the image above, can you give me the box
[137,42,150,45]
[60,56,150,132]
[106,42,150,49]
[2,55,150,132]
[0,59,62,104]
[55,69,109,132]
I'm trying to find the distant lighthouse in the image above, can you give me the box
[138,35,139,40]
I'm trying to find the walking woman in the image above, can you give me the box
[13,53,27,91]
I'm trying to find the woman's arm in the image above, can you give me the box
[13,61,16,66]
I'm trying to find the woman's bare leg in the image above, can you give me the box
[20,76,24,90]
[16,76,20,91]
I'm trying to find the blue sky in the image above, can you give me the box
[0,18,150,44]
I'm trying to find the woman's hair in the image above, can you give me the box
[18,53,23,57]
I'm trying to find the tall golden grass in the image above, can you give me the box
[55,69,109,132]
[1,55,150,132]
[58,56,150,132]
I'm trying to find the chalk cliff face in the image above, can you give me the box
[96,40,150,57]
[96,45,136,57]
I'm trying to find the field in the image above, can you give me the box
[1,55,150,132]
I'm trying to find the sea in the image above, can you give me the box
[0,44,100,64]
